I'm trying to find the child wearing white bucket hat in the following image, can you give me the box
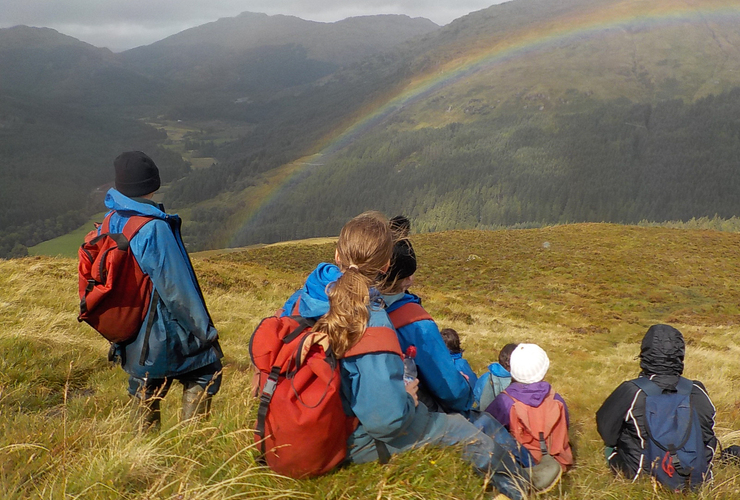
[509,343,550,384]
[485,343,573,471]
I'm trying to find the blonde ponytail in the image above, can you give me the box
[314,212,392,358]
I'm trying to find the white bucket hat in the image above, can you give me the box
[509,343,550,384]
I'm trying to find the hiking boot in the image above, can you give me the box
[181,383,211,422]
[130,395,161,432]
[528,455,562,495]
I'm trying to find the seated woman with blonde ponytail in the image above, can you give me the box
[278,211,561,499]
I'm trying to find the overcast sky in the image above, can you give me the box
[2,0,508,52]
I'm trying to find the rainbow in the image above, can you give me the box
[228,0,740,246]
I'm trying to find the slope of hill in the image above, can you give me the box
[6,0,740,257]
[170,0,740,248]
[2,224,740,499]
[230,87,740,246]
[0,26,164,107]
[0,92,192,258]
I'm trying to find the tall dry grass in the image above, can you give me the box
[2,224,740,499]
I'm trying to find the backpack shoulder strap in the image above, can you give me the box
[632,377,663,396]
[100,211,154,241]
[122,215,155,241]
[344,325,402,358]
[675,377,694,396]
[387,302,433,329]
[100,211,113,234]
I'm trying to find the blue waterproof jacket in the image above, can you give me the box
[280,265,437,452]
[281,263,341,318]
[451,353,478,386]
[384,293,474,415]
[104,189,222,379]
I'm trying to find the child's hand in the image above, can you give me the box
[459,371,469,381]
[405,378,419,406]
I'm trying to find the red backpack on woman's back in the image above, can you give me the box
[250,315,401,478]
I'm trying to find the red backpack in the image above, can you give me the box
[506,389,573,471]
[77,212,155,343]
[250,314,402,478]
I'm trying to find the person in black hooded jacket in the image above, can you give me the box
[595,324,717,481]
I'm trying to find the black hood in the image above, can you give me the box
[639,324,685,377]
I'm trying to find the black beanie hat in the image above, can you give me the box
[386,239,417,283]
[114,151,161,197]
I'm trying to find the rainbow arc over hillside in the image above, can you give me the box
[228,0,740,246]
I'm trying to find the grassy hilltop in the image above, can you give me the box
[2,224,740,499]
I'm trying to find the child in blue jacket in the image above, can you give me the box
[279,212,561,499]
[474,343,517,411]
[441,328,478,386]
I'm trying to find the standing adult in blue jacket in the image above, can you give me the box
[380,236,474,415]
[279,211,561,499]
[105,151,223,429]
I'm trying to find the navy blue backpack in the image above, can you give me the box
[633,377,709,491]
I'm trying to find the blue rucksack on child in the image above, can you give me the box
[632,376,709,491]
[474,365,511,411]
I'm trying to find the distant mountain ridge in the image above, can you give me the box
[119,12,439,98]
[0,25,98,51]
[128,12,439,65]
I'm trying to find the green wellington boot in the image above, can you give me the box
[181,383,212,422]
[528,454,563,495]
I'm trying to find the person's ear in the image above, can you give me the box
[335,249,341,266]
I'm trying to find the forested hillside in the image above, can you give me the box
[229,89,740,244]
[0,93,190,258]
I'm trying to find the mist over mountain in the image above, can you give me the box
[120,13,438,102]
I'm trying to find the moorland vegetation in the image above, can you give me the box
[3,224,740,499]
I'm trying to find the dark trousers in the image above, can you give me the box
[127,360,223,400]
